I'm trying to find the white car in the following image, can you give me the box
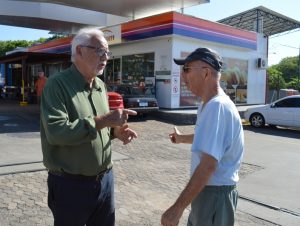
[244,95,300,128]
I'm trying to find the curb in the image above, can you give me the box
[152,111,197,125]
[153,111,248,126]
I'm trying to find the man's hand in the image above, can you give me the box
[169,126,181,144]
[161,204,184,226]
[108,109,137,127]
[114,124,138,145]
[95,109,137,130]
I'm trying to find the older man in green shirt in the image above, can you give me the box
[40,28,137,226]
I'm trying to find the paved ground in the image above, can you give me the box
[0,100,297,226]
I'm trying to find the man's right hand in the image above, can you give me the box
[95,109,137,130]
[169,126,181,144]
[107,109,137,127]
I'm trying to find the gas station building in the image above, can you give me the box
[1,2,300,108]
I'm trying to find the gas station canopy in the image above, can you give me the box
[218,6,300,37]
[1,0,209,34]
[25,0,209,18]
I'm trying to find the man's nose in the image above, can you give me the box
[100,54,109,60]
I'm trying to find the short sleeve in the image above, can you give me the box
[192,102,226,161]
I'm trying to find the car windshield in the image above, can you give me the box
[131,87,144,95]
[109,85,155,97]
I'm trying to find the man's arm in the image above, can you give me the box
[41,77,136,145]
[169,126,194,144]
[161,153,217,226]
[94,109,137,130]
[94,109,138,145]
[113,124,138,145]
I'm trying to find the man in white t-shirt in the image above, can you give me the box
[161,48,244,226]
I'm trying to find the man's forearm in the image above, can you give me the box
[94,115,109,130]
[178,134,194,144]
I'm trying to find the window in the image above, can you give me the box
[121,52,155,96]
[275,97,300,108]
[122,53,154,86]
[104,58,121,84]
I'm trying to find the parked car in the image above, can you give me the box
[107,91,124,110]
[109,85,159,114]
[244,95,300,128]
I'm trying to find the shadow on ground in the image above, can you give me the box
[243,124,300,139]
[0,99,40,134]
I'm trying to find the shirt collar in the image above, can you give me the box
[70,64,102,92]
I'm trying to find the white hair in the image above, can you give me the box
[71,28,105,62]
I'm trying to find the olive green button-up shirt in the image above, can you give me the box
[40,65,112,176]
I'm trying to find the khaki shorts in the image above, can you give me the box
[187,185,238,226]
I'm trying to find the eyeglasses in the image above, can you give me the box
[81,45,112,57]
[182,66,209,73]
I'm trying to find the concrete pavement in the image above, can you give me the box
[0,100,299,225]
[155,105,251,125]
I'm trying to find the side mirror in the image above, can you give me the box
[271,103,276,108]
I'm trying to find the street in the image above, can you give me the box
[0,101,300,225]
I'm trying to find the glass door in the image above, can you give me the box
[104,58,121,85]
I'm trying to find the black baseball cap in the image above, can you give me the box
[173,48,223,72]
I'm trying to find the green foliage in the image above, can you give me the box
[274,56,299,82]
[267,67,286,90]
[0,40,33,56]
[35,37,48,43]
[286,77,300,90]
[0,35,58,56]
[268,55,300,91]
[44,34,67,42]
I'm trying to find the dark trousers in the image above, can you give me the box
[47,170,115,226]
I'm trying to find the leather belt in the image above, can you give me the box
[48,168,111,182]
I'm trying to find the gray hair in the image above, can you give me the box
[71,28,105,62]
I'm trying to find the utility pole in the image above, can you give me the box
[277,72,280,99]
[298,44,300,91]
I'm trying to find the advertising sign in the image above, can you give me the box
[221,58,248,104]
[179,50,248,106]
[102,25,121,45]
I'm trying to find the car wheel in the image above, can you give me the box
[249,113,265,128]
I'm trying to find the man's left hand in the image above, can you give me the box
[161,204,184,226]
[114,124,138,145]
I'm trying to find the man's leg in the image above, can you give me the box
[187,187,217,226]
[87,169,115,226]
[47,173,104,226]
[213,187,238,226]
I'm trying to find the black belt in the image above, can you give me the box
[49,168,111,182]
[204,185,236,192]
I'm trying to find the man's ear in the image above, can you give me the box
[204,67,210,79]
[76,45,83,57]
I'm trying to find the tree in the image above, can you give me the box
[273,56,299,83]
[286,77,300,90]
[0,36,55,56]
[267,67,286,90]
[44,34,67,42]
[0,40,34,56]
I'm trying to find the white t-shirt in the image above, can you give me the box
[191,93,244,185]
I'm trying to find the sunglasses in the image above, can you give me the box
[81,45,112,57]
[182,66,209,73]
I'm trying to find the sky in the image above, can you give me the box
[0,0,299,66]
[184,0,300,66]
